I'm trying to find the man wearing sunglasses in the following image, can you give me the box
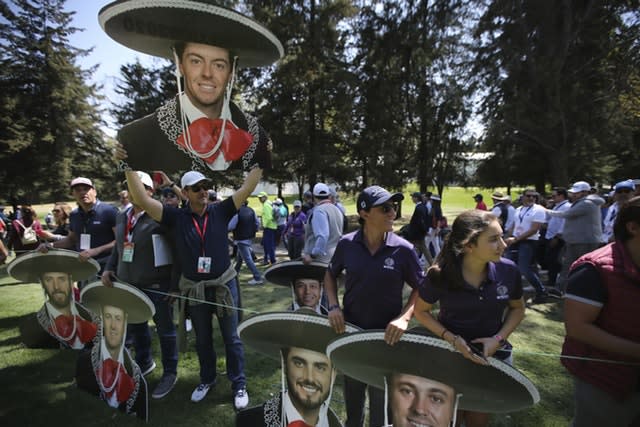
[125,167,262,410]
[324,185,425,427]
[505,189,548,303]
[602,180,635,243]
[545,181,604,292]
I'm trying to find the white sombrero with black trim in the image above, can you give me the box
[99,0,284,67]
[7,249,100,283]
[238,310,359,360]
[264,260,328,288]
[81,281,155,324]
[327,331,540,414]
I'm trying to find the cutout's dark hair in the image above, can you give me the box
[427,210,499,290]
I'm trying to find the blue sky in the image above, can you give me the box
[66,1,160,135]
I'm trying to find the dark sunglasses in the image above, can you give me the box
[52,209,61,213]
[189,184,207,193]
[615,188,632,194]
[378,203,398,213]
[524,194,537,198]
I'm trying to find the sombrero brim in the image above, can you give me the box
[80,281,155,324]
[264,260,328,287]
[327,331,540,413]
[7,249,100,283]
[238,311,360,360]
[99,0,284,67]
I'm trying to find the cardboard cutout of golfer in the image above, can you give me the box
[264,261,329,314]
[237,311,360,427]
[78,281,155,421]
[327,331,540,427]
[99,0,284,174]
[7,249,100,349]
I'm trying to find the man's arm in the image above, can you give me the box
[384,287,419,345]
[125,170,164,222]
[232,167,263,210]
[38,230,78,252]
[324,269,345,334]
[565,299,640,359]
[310,209,329,257]
[506,221,542,245]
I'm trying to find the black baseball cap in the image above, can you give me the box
[357,186,404,211]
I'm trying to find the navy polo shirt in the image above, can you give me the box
[69,200,117,258]
[328,230,425,329]
[419,258,523,343]
[161,197,237,281]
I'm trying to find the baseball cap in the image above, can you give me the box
[257,191,268,198]
[431,194,442,201]
[180,171,211,189]
[274,198,283,204]
[473,193,483,200]
[293,200,302,207]
[411,192,422,199]
[134,171,153,188]
[162,187,177,197]
[70,177,94,188]
[313,183,331,197]
[614,179,635,192]
[568,181,591,193]
[357,186,404,211]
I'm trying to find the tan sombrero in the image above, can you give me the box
[99,0,284,67]
[7,249,100,283]
[80,281,155,324]
[264,260,328,288]
[327,331,540,413]
[238,310,360,360]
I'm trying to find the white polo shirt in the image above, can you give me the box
[513,204,546,240]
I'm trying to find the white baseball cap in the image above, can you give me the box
[135,171,153,189]
[181,171,211,189]
[313,183,330,197]
[568,181,591,193]
[70,177,94,188]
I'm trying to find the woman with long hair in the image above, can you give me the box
[414,209,525,427]
[38,202,72,242]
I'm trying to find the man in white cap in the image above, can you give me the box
[100,0,283,174]
[545,180,604,291]
[39,177,118,283]
[102,171,179,399]
[301,183,344,265]
[125,166,262,409]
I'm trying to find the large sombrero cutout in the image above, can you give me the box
[8,250,101,348]
[264,260,328,314]
[79,281,155,421]
[99,0,284,67]
[327,331,540,414]
[238,310,358,427]
[81,281,155,323]
[8,248,100,283]
[239,310,359,359]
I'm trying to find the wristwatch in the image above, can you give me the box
[494,334,507,346]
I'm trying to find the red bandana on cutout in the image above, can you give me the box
[50,314,97,346]
[176,117,253,165]
[99,359,135,403]
[287,421,313,427]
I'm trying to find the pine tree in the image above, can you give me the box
[0,0,116,203]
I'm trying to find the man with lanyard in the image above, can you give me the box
[325,185,424,427]
[544,187,570,293]
[125,166,262,409]
[301,183,344,265]
[39,177,117,284]
[102,171,179,400]
[505,189,548,303]
[602,179,635,243]
[100,0,283,175]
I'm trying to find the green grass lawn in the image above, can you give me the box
[2,185,573,426]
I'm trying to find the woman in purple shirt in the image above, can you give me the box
[414,209,525,427]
